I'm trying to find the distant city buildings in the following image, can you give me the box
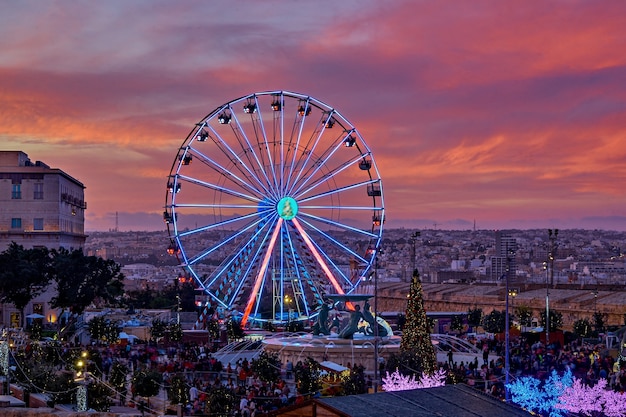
[0,151,86,250]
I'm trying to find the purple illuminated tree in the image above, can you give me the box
[382,369,446,392]
[556,378,626,417]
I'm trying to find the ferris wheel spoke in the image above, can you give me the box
[293,155,371,201]
[290,218,353,293]
[242,218,284,326]
[299,211,379,239]
[203,216,277,290]
[203,121,274,200]
[182,215,267,265]
[282,230,314,317]
[174,203,261,209]
[228,103,278,199]
[283,98,312,193]
[177,209,270,239]
[286,111,338,196]
[177,174,261,204]
[289,131,354,197]
[188,147,266,200]
[231,222,279,319]
[297,178,380,204]
[295,217,369,264]
[250,99,281,198]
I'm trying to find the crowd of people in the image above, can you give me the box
[440,335,626,400]
[18,329,625,415]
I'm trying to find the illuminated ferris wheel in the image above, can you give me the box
[164,91,384,326]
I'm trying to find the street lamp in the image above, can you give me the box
[75,351,89,412]
[546,229,558,345]
[409,231,420,281]
[591,289,598,314]
[504,243,516,403]
[372,246,383,393]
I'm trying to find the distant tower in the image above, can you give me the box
[491,231,517,281]
[115,211,119,232]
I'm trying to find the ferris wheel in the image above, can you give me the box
[164,91,384,326]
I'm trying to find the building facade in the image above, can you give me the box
[0,151,87,329]
[490,230,518,281]
[0,151,86,250]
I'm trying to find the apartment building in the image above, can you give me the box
[0,151,86,250]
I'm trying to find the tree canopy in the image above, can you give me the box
[0,243,53,327]
[50,247,124,315]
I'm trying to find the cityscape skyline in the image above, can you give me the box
[1,1,626,232]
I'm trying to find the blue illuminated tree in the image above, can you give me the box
[506,368,573,417]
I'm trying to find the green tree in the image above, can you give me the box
[592,312,606,336]
[88,381,113,411]
[207,318,221,341]
[294,357,322,397]
[251,351,282,383]
[166,323,183,343]
[51,248,124,315]
[0,243,53,328]
[150,318,167,342]
[398,269,437,376]
[132,368,162,400]
[482,310,506,334]
[450,315,464,333]
[466,307,483,329]
[340,364,367,395]
[227,317,244,342]
[540,309,563,332]
[88,316,121,344]
[515,305,533,327]
[168,375,189,406]
[573,318,594,338]
[109,361,129,405]
[204,385,237,417]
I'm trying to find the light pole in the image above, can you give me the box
[409,232,420,281]
[504,243,516,403]
[591,289,598,314]
[546,229,558,345]
[373,246,383,393]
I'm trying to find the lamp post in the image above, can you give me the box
[591,289,598,314]
[75,351,89,411]
[373,246,383,393]
[546,229,558,345]
[409,232,420,282]
[504,243,516,403]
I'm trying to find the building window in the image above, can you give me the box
[11,218,22,228]
[34,183,44,199]
[11,184,21,199]
[34,218,44,230]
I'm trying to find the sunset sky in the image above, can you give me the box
[1,0,625,232]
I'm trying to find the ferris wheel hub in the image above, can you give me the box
[277,196,298,220]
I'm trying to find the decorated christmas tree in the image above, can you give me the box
[396,269,437,375]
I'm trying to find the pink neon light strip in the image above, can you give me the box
[291,218,345,295]
[241,218,283,327]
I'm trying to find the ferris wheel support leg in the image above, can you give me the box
[242,218,283,327]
